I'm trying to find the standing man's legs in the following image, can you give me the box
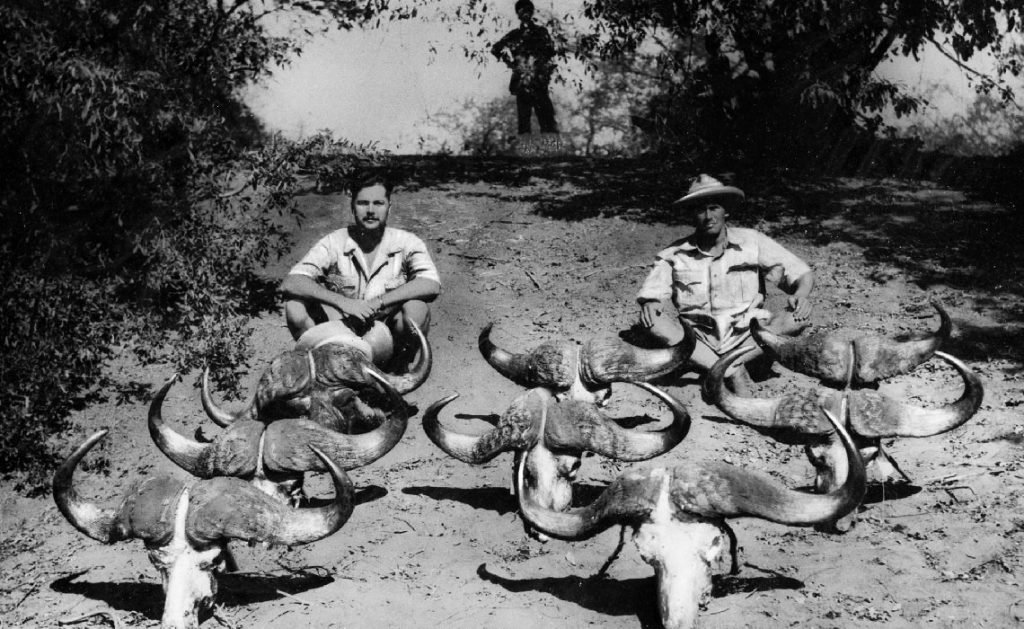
[534,87,558,133]
[516,92,533,134]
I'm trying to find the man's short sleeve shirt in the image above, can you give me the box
[637,227,810,318]
[288,227,440,301]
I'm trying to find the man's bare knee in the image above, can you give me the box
[395,300,430,337]
[285,300,316,340]
[646,315,686,347]
[764,312,808,337]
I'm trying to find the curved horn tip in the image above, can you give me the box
[54,430,109,492]
[425,393,460,413]
[478,322,499,349]
[362,363,387,387]
[363,364,403,397]
[704,343,757,388]
[155,375,180,398]
[80,430,110,452]
[309,444,345,478]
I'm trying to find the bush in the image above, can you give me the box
[0,0,386,490]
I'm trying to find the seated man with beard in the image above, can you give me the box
[280,168,440,367]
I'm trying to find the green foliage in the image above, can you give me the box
[0,0,385,489]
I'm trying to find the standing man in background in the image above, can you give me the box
[491,0,558,136]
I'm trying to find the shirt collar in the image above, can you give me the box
[342,227,402,256]
[676,227,743,257]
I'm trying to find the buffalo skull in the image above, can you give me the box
[54,430,353,629]
[202,321,430,431]
[749,301,951,386]
[423,383,690,534]
[517,399,865,629]
[478,321,695,405]
[704,344,982,529]
[150,368,407,503]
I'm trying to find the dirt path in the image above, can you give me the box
[2,159,1022,628]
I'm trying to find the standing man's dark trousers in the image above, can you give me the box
[516,86,557,134]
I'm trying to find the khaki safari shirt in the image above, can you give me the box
[637,226,810,351]
[288,227,440,301]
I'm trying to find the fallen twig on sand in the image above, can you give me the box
[523,268,543,290]
[275,588,317,607]
[10,581,40,612]
[594,526,627,579]
[451,253,510,264]
[922,469,998,486]
[58,610,122,629]
[580,263,647,280]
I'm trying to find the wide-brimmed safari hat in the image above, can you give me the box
[672,174,745,209]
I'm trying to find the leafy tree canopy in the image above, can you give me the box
[394,0,1024,160]
[0,0,387,488]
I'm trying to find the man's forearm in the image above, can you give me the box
[792,271,814,298]
[280,274,343,310]
[378,278,440,309]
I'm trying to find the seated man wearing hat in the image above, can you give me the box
[636,174,814,393]
[279,168,440,365]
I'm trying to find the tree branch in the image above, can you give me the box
[925,34,995,83]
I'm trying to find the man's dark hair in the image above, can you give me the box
[348,167,394,203]
[514,0,534,16]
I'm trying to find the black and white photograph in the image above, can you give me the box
[2,1,1023,627]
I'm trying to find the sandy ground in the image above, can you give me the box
[2,158,1022,628]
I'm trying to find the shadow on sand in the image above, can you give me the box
[402,485,517,514]
[477,560,806,628]
[51,567,333,621]
[391,156,1024,366]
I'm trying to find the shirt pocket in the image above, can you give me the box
[384,254,407,291]
[671,267,707,305]
[726,262,760,303]
[384,276,407,291]
[324,274,360,299]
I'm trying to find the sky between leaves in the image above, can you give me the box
[242,2,988,154]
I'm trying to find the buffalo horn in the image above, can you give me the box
[579,321,696,386]
[849,351,983,438]
[478,323,576,389]
[380,320,432,394]
[149,376,264,478]
[262,366,410,473]
[185,445,354,547]
[422,388,549,463]
[53,430,185,545]
[543,383,691,461]
[518,397,865,540]
[750,302,952,385]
